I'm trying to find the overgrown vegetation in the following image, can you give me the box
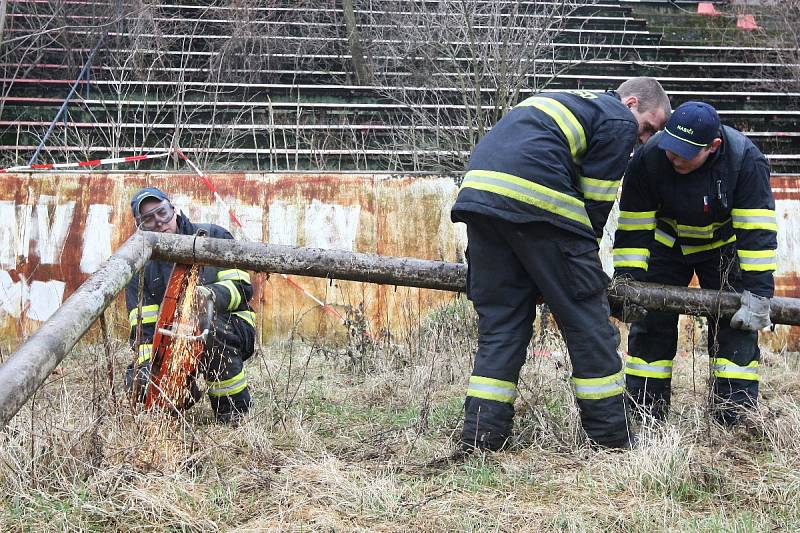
[2,298,800,531]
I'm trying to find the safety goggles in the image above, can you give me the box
[137,201,175,230]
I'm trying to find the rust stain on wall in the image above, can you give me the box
[0,172,799,353]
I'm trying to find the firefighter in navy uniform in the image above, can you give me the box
[451,77,672,451]
[612,102,777,425]
[125,187,257,424]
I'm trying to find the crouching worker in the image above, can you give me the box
[124,187,256,425]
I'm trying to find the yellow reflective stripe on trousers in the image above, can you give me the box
[232,310,257,328]
[580,176,620,202]
[137,343,153,364]
[213,280,242,311]
[466,376,518,404]
[613,248,650,270]
[217,269,252,284]
[675,218,731,239]
[516,96,587,161]
[462,170,592,228]
[737,249,777,271]
[128,304,160,326]
[625,355,673,379]
[618,210,657,231]
[712,358,759,381]
[731,208,777,231]
[572,371,624,400]
[654,227,676,248]
[208,370,248,397]
[680,234,736,255]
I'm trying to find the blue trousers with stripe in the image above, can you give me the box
[462,214,630,449]
[627,243,759,424]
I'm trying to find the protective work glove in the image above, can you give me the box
[194,285,216,335]
[730,290,772,332]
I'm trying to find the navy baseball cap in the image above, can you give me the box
[658,101,721,160]
[130,187,170,218]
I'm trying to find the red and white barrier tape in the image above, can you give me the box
[0,150,173,173]
[173,149,348,326]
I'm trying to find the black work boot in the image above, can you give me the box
[461,397,514,453]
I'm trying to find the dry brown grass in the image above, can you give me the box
[2,299,800,532]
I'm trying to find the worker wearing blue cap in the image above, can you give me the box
[126,187,257,425]
[613,101,778,425]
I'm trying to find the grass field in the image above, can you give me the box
[2,299,800,532]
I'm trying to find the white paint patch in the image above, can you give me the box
[26,280,65,322]
[0,201,33,270]
[268,201,299,246]
[775,200,799,275]
[32,198,76,264]
[237,204,264,242]
[80,204,113,273]
[0,270,26,319]
[304,199,360,251]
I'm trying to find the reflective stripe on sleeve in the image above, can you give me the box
[461,170,592,228]
[624,355,673,379]
[217,269,252,284]
[680,234,736,255]
[712,358,759,381]
[731,208,778,231]
[137,343,153,365]
[466,375,518,404]
[617,211,657,231]
[212,280,242,311]
[613,248,650,270]
[580,176,620,202]
[515,96,587,161]
[232,310,257,328]
[207,370,248,397]
[654,227,676,248]
[129,304,160,326]
[737,249,777,272]
[572,371,624,400]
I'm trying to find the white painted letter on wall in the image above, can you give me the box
[33,198,76,264]
[80,204,113,273]
[268,201,299,246]
[0,201,33,270]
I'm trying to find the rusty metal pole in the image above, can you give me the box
[151,233,800,325]
[0,231,153,426]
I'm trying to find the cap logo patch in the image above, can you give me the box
[677,125,694,135]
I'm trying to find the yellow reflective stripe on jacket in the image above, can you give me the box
[731,208,778,231]
[572,371,624,400]
[654,227,676,248]
[212,280,242,311]
[580,176,620,202]
[516,96,587,161]
[208,370,248,397]
[737,249,777,272]
[128,304,160,326]
[618,210,657,231]
[613,248,650,270]
[232,310,257,328]
[217,269,252,284]
[680,235,736,255]
[675,218,731,240]
[712,358,759,381]
[462,170,592,228]
[137,343,153,365]
[466,375,518,404]
[624,355,673,379]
